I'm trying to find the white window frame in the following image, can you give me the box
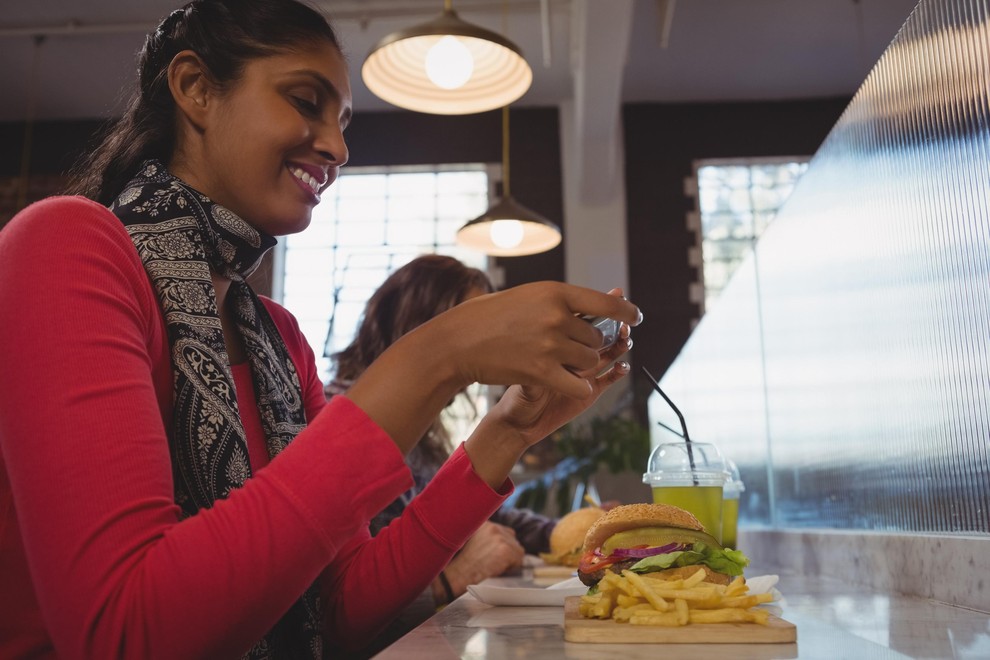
[685,156,811,322]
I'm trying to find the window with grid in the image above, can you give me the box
[692,158,810,313]
[273,164,493,442]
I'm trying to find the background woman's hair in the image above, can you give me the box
[333,255,495,464]
[65,0,341,205]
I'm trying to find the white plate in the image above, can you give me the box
[467,577,588,607]
[745,574,782,601]
[466,574,781,608]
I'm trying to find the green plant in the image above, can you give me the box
[513,414,651,516]
[557,415,651,474]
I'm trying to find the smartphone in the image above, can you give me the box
[582,315,620,350]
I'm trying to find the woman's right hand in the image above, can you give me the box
[422,281,642,399]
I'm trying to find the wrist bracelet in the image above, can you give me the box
[438,570,456,604]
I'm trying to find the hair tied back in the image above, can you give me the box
[141,7,191,91]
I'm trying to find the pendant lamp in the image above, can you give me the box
[361,0,533,115]
[456,107,562,256]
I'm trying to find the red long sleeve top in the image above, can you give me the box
[0,196,510,659]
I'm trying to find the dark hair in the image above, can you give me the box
[332,255,495,464]
[66,0,341,205]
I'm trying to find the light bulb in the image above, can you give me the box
[425,36,474,89]
[489,220,524,249]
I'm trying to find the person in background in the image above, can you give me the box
[327,256,560,613]
[0,1,641,658]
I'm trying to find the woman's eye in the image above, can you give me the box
[292,96,319,115]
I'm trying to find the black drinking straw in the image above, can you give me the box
[657,420,685,439]
[641,366,699,485]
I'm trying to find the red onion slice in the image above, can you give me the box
[610,542,685,559]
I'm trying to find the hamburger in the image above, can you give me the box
[576,503,749,588]
[539,506,606,567]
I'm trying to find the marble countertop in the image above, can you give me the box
[373,566,990,659]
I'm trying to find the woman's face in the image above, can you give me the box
[184,40,352,236]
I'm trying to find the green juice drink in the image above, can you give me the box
[721,459,744,549]
[643,441,728,546]
[721,496,739,549]
[652,485,724,544]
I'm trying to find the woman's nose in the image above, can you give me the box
[315,123,348,168]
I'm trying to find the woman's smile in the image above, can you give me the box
[287,162,329,200]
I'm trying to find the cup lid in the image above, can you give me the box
[642,441,728,486]
[723,459,745,495]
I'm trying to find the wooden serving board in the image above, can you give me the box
[563,596,796,644]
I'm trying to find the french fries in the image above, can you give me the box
[578,568,772,627]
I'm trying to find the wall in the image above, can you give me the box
[0,119,107,226]
[654,0,990,535]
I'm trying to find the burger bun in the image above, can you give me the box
[540,506,605,566]
[582,503,704,554]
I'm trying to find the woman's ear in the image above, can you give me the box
[167,50,211,131]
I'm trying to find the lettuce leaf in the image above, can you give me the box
[628,543,750,577]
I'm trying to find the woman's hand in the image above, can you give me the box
[346,282,640,455]
[430,282,641,398]
[463,289,635,487]
[492,327,632,447]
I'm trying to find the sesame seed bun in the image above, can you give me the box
[581,503,704,554]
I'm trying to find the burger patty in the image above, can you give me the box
[578,558,640,586]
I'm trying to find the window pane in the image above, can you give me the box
[388,172,436,196]
[337,174,388,197]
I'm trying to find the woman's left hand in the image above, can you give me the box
[491,321,632,447]
[463,291,633,488]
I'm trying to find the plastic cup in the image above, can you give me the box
[643,441,727,544]
[721,460,744,549]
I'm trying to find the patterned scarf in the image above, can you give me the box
[112,160,322,659]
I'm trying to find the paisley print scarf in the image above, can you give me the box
[112,160,322,659]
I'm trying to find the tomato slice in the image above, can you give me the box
[577,549,626,574]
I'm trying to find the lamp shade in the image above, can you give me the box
[456,195,562,257]
[362,8,533,115]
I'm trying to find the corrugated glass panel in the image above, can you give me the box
[653,0,989,534]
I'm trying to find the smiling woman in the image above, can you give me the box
[165,43,351,236]
[0,0,642,658]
